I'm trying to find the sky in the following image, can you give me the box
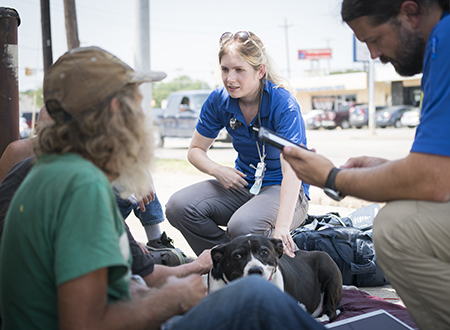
[10,0,366,92]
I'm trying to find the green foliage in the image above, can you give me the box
[18,78,211,110]
[329,69,364,75]
[20,86,44,108]
[152,75,210,108]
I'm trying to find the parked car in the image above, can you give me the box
[303,109,324,130]
[19,116,31,139]
[349,105,387,129]
[21,111,39,129]
[318,104,354,130]
[152,90,231,147]
[375,105,414,128]
[400,107,421,128]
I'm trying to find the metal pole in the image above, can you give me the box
[368,58,376,134]
[40,0,53,73]
[0,7,21,158]
[134,0,152,116]
[64,0,80,50]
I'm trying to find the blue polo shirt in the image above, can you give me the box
[411,11,450,156]
[197,80,309,198]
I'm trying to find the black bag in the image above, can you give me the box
[291,226,389,287]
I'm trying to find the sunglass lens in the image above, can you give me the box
[219,32,233,45]
[234,31,250,43]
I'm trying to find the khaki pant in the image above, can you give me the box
[373,200,450,330]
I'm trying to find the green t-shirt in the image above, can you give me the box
[0,153,131,330]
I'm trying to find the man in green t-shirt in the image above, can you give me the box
[0,46,206,329]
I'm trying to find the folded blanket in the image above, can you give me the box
[323,288,418,329]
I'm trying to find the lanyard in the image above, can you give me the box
[249,83,266,195]
[253,81,266,161]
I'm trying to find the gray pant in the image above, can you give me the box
[373,199,450,330]
[166,179,308,256]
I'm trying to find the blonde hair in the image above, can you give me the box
[36,83,154,198]
[218,31,292,94]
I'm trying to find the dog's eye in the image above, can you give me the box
[260,249,269,256]
[233,253,242,259]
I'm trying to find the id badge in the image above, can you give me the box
[250,162,266,195]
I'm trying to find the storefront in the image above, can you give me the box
[291,65,421,114]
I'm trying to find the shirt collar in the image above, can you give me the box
[223,79,271,115]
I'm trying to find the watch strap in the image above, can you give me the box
[325,167,341,191]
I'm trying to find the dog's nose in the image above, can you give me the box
[248,266,264,275]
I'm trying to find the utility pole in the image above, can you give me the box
[368,58,376,135]
[134,0,152,116]
[63,0,80,50]
[323,38,333,75]
[40,0,53,73]
[279,18,292,79]
[0,7,21,157]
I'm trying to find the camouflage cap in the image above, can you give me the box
[44,46,166,119]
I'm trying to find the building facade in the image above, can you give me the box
[291,65,421,114]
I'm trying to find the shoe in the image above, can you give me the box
[146,246,185,267]
[147,231,176,249]
[146,232,195,265]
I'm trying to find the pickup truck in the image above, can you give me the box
[151,90,231,147]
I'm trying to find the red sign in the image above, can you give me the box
[298,48,332,60]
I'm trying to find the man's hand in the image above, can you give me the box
[282,146,334,188]
[163,275,206,314]
[191,249,213,274]
[129,277,151,298]
[341,156,389,169]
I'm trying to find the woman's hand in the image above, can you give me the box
[273,226,295,258]
[212,165,248,190]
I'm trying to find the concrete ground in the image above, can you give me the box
[126,127,416,306]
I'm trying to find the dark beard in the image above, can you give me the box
[379,26,426,77]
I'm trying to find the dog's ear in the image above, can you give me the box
[211,244,227,263]
[270,238,284,259]
[210,244,227,279]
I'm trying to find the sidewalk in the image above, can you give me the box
[126,165,403,306]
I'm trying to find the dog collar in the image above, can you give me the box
[268,268,276,281]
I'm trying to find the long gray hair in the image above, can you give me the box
[36,83,154,199]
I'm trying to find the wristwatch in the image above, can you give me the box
[323,168,345,201]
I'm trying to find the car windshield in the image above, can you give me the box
[191,94,210,109]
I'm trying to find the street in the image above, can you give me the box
[155,126,416,165]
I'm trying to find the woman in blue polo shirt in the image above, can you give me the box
[166,31,309,257]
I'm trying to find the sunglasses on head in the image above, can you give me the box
[219,31,252,46]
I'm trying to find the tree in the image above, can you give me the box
[21,86,44,109]
[152,75,210,108]
[330,69,364,75]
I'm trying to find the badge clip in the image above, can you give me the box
[250,162,266,195]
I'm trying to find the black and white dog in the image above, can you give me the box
[208,234,342,321]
